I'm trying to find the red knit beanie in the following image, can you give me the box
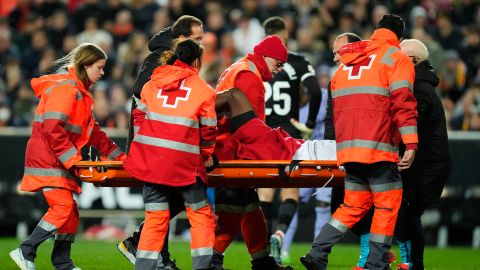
[253,35,288,62]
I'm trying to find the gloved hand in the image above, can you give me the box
[205,154,220,173]
[290,118,313,140]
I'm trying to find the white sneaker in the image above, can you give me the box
[9,248,36,270]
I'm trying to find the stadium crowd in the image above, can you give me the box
[0,0,479,131]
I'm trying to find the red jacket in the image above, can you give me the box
[215,53,272,160]
[21,67,126,193]
[331,29,418,165]
[125,60,217,186]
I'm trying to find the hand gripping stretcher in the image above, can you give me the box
[73,160,345,188]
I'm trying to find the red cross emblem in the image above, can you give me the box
[156,80,191,108]
[343,55,376,79]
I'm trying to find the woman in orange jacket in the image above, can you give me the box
[9,43,126,270]
[124,39,217,270]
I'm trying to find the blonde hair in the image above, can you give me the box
[400,39,429,61]
[53,43,107,86]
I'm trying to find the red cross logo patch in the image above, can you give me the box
[343,54,376,80]
[156,80,191,108]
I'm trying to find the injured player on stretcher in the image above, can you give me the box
[215,87,336,163]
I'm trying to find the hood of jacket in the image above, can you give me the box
[247,52,273,82]
[148,27,173,52]
[150,60,198,91]
[415,60,439,87]
[31,67,89,98]
[339,28,400,66]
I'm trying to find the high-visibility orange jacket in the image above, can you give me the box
[21,67,126,193]
[215,53,270,157]
[125,60,217,186]
[331,28,418,165]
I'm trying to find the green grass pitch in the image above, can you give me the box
[1,238,479,269]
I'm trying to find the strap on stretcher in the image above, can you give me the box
[73,160,345,188]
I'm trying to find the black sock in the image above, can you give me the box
[260,201,273,237]
[277,199,298,234]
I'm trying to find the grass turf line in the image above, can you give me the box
[1,238,479,269]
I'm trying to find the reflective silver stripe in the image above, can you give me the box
[58,146,78,164]
[45,80,76,95]
[380,47,398,66]
[44,111,69,122]
[42,187,57,192]
[390,80,413,93]
[200,139,215,147]
[136,98,147,113]
[370,182,403,192]
[108,147,123,160]
[199,116,217,127]
[146,111,199,128]
[215,202,260,214]
[251,249,269,259]
[25,167,76,181]
[191,247,213,257]
[75,89,83,100]
[399,126,417,136]
[337,139,398,153]
[185,200,209,211]
[64,123,82,134]
[247,60,258,74]
[38,219,57,232]
[134,126,140,135]
[55,233,75,241]
[328,217,349,233]
[34,114,44,123]
[345,182,370,191]
[370,233,393,245]
[145,202,169,211]
[134,134,199,154]
[332,86,390,98]
[136,250,160,260]
[87,126,93,137]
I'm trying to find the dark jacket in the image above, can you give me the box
[324,81,335,140]
[127,27,173,151]
[401,60,451,206]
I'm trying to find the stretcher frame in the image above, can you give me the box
[73,160,345,188]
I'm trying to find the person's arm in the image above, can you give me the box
[131,50,162,99]
[87,121,126,161]
[199,87,218,163]
[323,81,336,140]
[42,86,81,169]
[234,71,265,121]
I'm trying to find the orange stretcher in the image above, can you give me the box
[73,160,345,188]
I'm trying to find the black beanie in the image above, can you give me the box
[377,14,405,40]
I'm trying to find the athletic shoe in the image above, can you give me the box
[9,248,36,270]
[300,255,321,270]
[387,249,397,264]
[117,240,136,264]
[269,232,284,264]
[397,263,410,270]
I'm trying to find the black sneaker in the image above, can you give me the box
[159,258,180,270]
[117,239,136,264]
[300,255,321,270]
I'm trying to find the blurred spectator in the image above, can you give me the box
[450,84,480,131]
[460,24,480,82]
[149,9,172,38]
[11,83,34,127]
[21,30,49,78]
[76,16,113,50]
[200,32,222,86]
[232,14,264,55]
[111,9,135,46]
[46,10,70,51]
[73,0,105,32]
[439,50,468,102]
[132,0,159,32]
[433,11,463,51]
